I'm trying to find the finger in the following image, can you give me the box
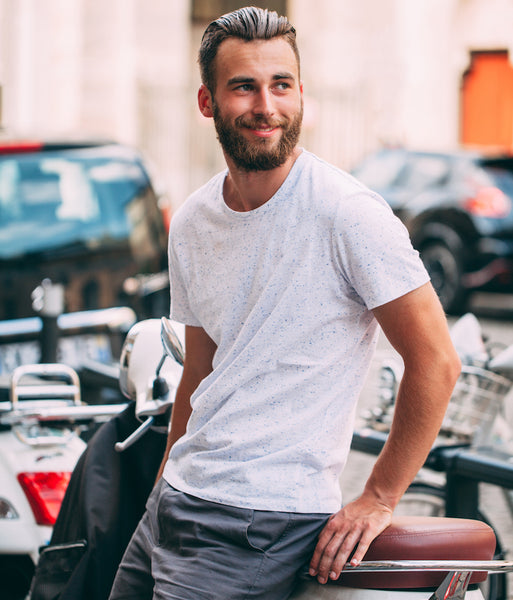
[314,532,348,584]
[348,529,376,566]
[315,526,363,584]
[309,516,337,575]
[325,529,363,582]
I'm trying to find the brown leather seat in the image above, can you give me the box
[333,516,496,589]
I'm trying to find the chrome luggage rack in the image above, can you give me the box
[0,363,127,446]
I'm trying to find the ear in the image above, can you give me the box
[198,84,214,118]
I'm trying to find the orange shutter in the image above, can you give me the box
[461,51,513,151]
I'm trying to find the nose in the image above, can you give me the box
[252,87,275,117]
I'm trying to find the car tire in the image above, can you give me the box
[419,238,469,314]
[0,555,35,600]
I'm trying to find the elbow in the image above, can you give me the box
[441,346,462,393]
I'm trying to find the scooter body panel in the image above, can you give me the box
[291,580,485,599]
[0,424,86,562]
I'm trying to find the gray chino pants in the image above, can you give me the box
[108,479,329,600]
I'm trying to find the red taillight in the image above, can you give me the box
[0,140,44,155]
[160,203,173,233]
[463,186,511,218]
[17,472,71,526]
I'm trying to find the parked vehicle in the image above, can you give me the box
[0,138,170,321]
[30,318,513,600]
[352,148,513,313]
[0,362,128,600]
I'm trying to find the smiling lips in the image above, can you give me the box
[241,119,284,139]
[249,126,280,138]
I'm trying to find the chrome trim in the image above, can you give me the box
[344,559,513,573]
[10,363,81,407]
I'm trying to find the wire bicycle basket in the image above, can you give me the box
[441,365,512,447]
[364,362,513,448]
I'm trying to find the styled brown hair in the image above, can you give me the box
[199,6,300,93]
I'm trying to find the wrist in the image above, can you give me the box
[361,481,400,513]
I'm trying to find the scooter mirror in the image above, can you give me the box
[118,319,183,422]
[119,320,163,402]
[161,317,185,366]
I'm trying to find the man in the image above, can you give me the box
[109,7,460,600]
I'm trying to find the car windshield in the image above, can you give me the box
[0,147,150,259]
[352,151,406,189]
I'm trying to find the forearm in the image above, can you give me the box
[155,325,217,482]
[364,283,461,509]
[155,382,193,482]
[362,354,460,509]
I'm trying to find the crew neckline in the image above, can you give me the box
[220,149,305,218]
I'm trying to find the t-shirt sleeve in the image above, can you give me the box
[168,230,202,326]
[334,191,430,309]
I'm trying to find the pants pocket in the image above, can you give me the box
[245,510,292,553]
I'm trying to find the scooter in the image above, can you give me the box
[0,363,127,600]
[28,318,184,600]
[31,318,513,600]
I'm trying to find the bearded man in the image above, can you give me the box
[109,7,460,600]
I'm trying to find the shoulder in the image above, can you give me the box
[296,150,393,220]
[169,170,226,236]
[299,151,368,192]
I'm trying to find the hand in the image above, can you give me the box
[308,494,393,584]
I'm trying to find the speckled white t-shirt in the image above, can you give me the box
[164,149,429,513]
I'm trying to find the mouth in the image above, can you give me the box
[248,126,280,138]
[241,121,282,139]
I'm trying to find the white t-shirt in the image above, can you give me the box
[164,150,429,513]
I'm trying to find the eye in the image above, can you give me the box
[274,81,292,92]
[235,83,254,92]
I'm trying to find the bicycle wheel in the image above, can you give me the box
[396,481,507,600]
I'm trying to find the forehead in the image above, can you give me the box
[214,37,299,85]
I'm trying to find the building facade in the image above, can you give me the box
[1,0,512,211]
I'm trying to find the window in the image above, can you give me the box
[399,156,450,190]
[352,151,406,189]
[0,150,149,260]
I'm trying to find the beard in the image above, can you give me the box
[212,101,303,172]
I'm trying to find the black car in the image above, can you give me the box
[0,139,169,321]
[352,148,513,313]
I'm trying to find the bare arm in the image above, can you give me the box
[155,325,217,482]
[309,282,461,584]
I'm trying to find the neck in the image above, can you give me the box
[223,147,301,212]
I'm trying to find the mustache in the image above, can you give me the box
[234,115,287,130]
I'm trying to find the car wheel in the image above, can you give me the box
[419,239,469,314]
[0,555,35,600]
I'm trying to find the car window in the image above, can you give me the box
[0,150,150,259]
[352,151,406,189]
[484,167,513,196]
[398,156,450,190]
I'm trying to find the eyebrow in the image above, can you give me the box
[227,72,296,86]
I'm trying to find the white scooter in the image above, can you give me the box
[116,318,513,600]
[0,363,127,600]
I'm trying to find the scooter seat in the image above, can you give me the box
[333,516,495,589]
